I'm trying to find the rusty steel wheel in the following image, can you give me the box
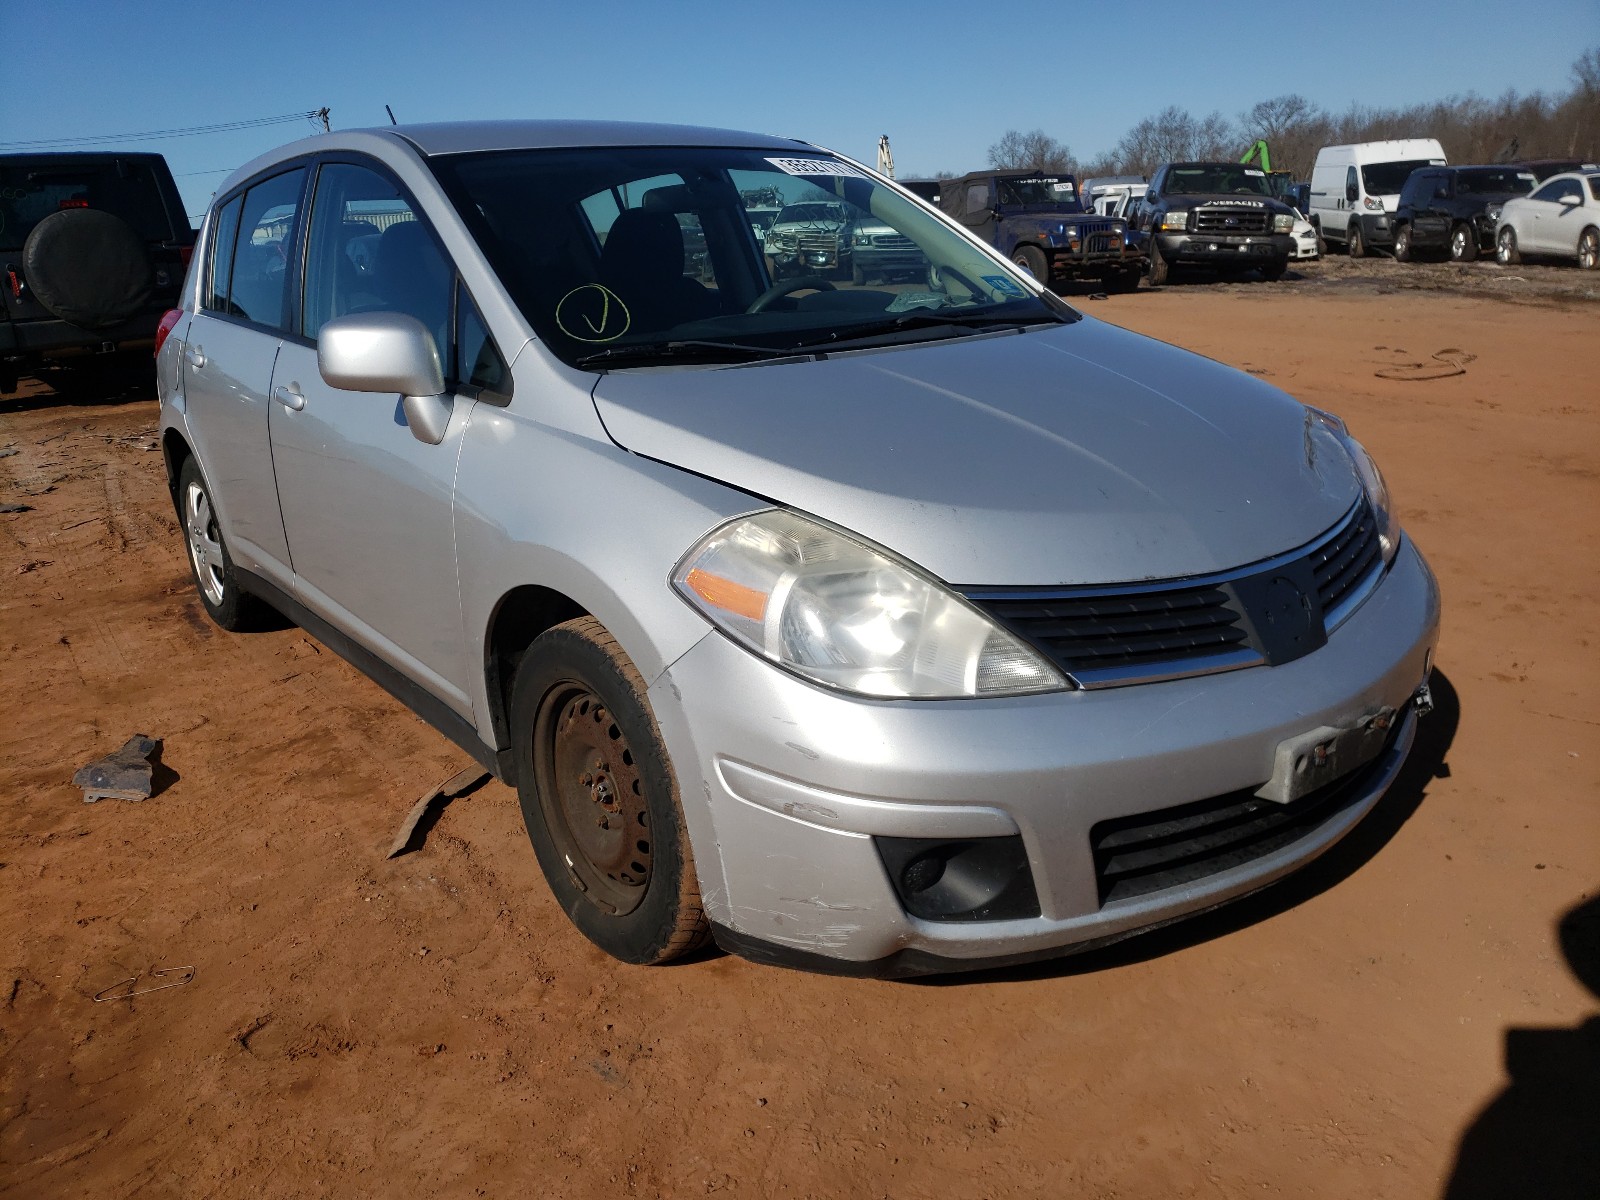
[537,685,653,915]
[510,616,709,964]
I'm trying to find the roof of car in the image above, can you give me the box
[381,119,811,156]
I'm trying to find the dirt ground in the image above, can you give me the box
[3,261,1597,1199]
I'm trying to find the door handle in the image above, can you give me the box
[272,384,306,411]
[185,345,205,369]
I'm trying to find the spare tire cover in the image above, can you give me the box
[22,208,155,330]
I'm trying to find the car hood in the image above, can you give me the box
[590,317,1360,586]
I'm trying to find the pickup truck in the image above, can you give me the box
[1129,162,1297,285]
[939,170,1143,292]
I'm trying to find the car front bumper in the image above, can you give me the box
[1157,232,1293,266]
[649,537,1440,975]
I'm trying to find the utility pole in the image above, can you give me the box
[877,134,894,179]
[317,107,331,133]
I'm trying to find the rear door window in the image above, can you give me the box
[225,169,307,331]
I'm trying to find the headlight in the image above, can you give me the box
[1485,203,1503,222]
[1063,225,1080,240]
[1159,211,1190,231]
[853,231,871,246]
[1362,196,1385,211]
[1272,213,1295,233]
[1307,408,1399,566]
[673,510,1070,699]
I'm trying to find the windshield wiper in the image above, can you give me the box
[575,339,811,369]
[786,309,1069,353]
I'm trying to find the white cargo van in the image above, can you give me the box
[1309,139,1447,256]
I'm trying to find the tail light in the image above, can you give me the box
[154,309,183,358]
[178,244,194,268]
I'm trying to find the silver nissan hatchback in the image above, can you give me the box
[157,121,1439,976]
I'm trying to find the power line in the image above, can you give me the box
[0,111,321,151]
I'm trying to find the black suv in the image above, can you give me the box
[1393,165,1538,263]
[1,152,195,394]
[1130,162,1297,285]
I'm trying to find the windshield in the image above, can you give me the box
[1455,169,1536,196]
[429,145,1067,368]
[1166,165,1271,196]
[1361,159,1439,196]
[996,176,1079,208]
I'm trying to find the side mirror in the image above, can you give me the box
[1345,183,1358,203]
[1145,190,1156,203]
[318,312,452,445]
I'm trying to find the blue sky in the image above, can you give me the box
[4,0,1595,221]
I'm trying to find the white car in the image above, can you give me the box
[1495,170,1600,269]
[1290,214,1321,260]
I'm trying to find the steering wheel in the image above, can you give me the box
[747,275,837,313]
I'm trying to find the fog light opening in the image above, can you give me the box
[875,834,1041,923]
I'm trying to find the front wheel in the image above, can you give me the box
[1497,226,1521,265]
[1147,238,1170,286]
[1450,223,1478,263]
[510,616,709,965]
[1578,227,1599,270]
[1348,223,1367,258]
[1260,257,1288,282]
[1012,244,1050,286]
[1393,224,1413,263]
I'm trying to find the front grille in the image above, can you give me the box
[961,498,1383,688]
[871,233,916,249]
[970,585,1248,677]
[798,232,841,253]
[1311,503,1381,618]
[1084,232,1123,254]
[1194,210,1269,233]
[1089,727,1397,905]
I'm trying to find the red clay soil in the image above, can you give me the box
[2,285,1596,1198]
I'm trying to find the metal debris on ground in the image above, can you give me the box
[93,965,195,1002]
[387,765,493,858]
[0,446,17,459]
[74,733,163,803]
[0,503,31,514]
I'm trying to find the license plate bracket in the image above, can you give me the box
[1254,708,1396,804]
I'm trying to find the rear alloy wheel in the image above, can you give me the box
[177,456,262,632]
[1012,244,1050,287]
[511,616,708,964]
[1578,228,1599,271]
[1497,226,1521,265]
[1393,224,1413,263]
[1348,223,1367,258]
[1450,223,1478,262]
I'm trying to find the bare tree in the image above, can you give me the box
[987,129,1077,173]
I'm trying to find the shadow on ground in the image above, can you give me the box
[1440,892,1600,1199]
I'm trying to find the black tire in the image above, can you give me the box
[851,259,867,286]
[1449,223,1478,263]
[1260,257,1288,282]
[21,208,155,330]
[1348,223,1367,258]
[1012,244,1050,286]
[1578,227,1599,271]
[1393,223,1413,263]
[1147,237,1170,286]
[1496,226,1521,265]
[176,456,264,632]
[510,616,709,965]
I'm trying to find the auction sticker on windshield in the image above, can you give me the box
[766,157,868,179]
